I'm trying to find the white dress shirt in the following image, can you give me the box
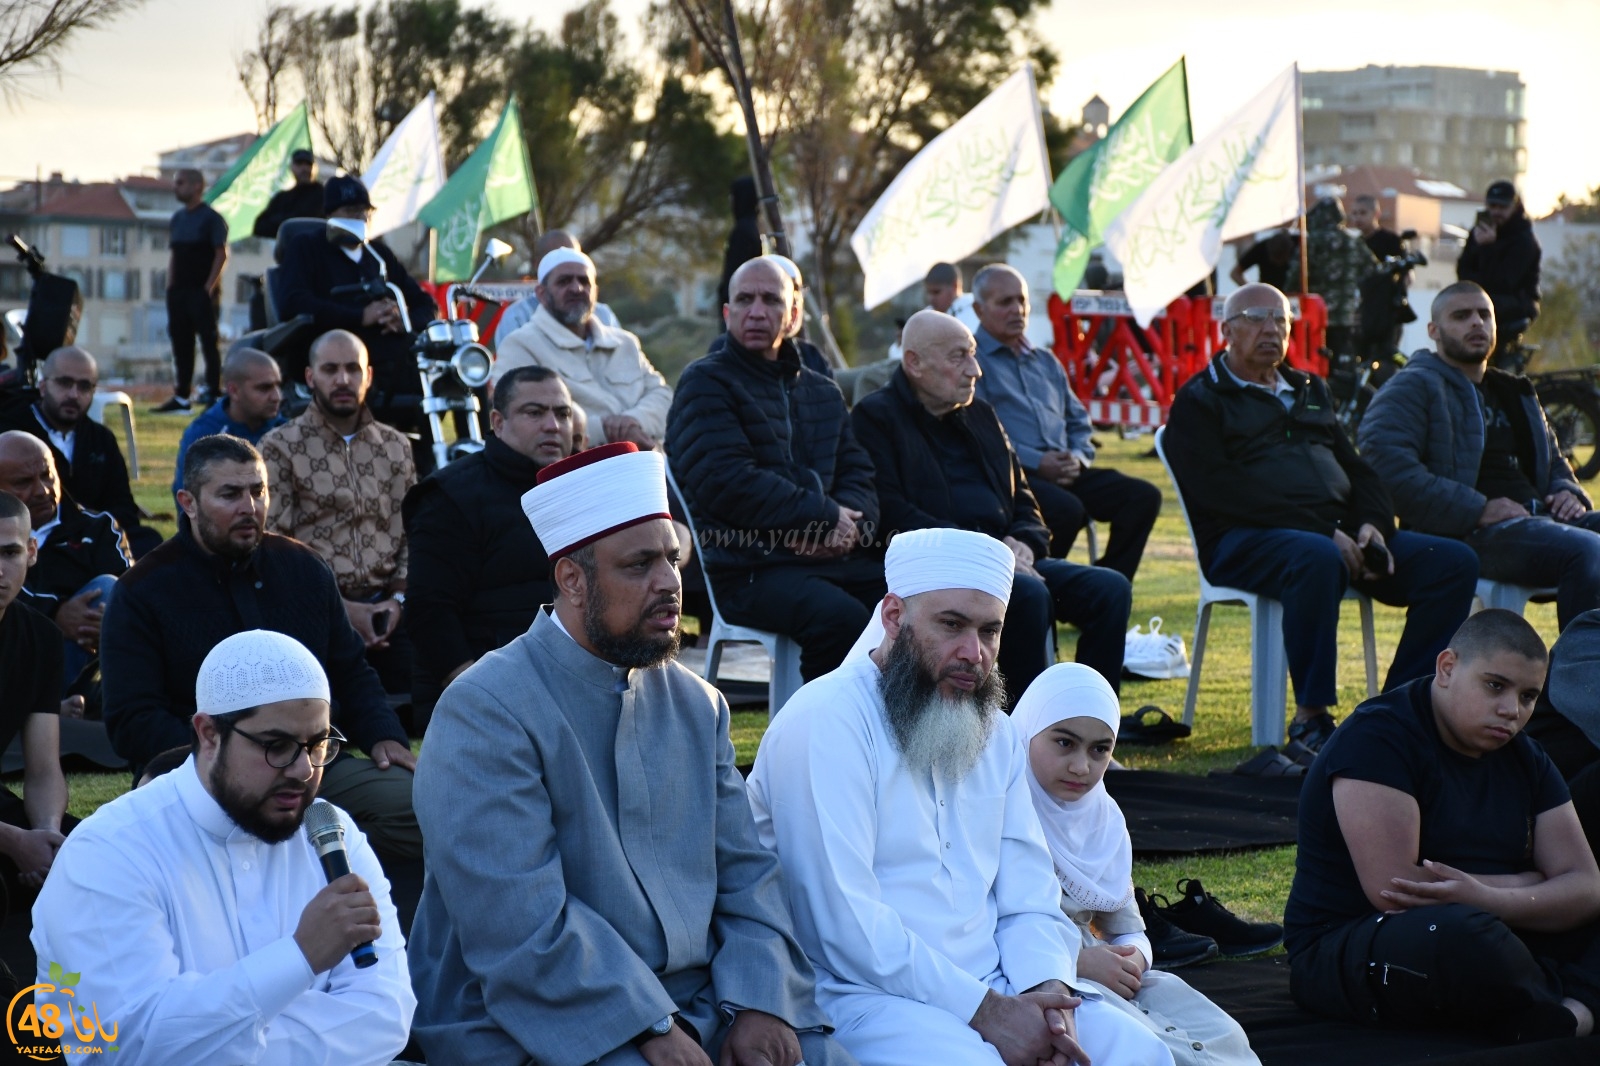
[31,756,415,1064]
[747,655,1080,1025]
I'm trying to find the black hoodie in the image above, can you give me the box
[1457,203,1542,327]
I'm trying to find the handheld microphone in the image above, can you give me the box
[304,800,378,969]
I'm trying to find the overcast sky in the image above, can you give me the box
[2,0,1593,213]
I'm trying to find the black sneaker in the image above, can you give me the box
[1135,887,1219,968]
[151,394,192,413]
[1159,878,1283,957]
[1287,711,1338,753]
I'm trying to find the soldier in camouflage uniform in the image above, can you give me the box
[1286,197,1379,362]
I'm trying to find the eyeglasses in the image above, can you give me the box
[1226,308,1290,328]
[47,376,97,394]
[227,725,346,768]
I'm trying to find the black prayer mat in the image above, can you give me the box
[1103,769,1301,855]
[1181,956,1600,1066]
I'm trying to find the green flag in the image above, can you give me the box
[205,102,311,242]
[1050,59,1192,296]
[419,97,537,281]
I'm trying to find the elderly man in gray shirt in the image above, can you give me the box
[970,264,1161,580]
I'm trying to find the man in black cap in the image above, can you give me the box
[276,174,436,451]
[1458,180,1542,361]
[251,149,325,239]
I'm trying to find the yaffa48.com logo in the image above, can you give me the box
[7,961,118,1060]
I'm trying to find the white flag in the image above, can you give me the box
[850,66,1052,310]
[1103,64,1303,326]
[363,92,446,238]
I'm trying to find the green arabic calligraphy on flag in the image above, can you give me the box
[1049,59,1191,297]
[205,102,311,242]
[419,97,537,281]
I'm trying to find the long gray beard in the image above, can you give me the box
[878,624,1004,781]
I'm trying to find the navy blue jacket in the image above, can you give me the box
[667,336,877,572]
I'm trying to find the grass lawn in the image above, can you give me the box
[78,404,1567,925]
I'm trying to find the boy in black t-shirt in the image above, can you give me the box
[1286,609,1600,1043]
[0,491,70,897]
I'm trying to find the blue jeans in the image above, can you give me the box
[61,573,118,696]
[1207,528,1478,708]
[1001,558,1132,700]
[1468,512,1600,629]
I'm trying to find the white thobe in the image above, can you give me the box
[31,757,415,1064]
[749,656,1173,1066]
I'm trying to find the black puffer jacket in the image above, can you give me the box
[667,336,877,572]
[1457,206,1542,326]
[851,368,1049,559]
[1164,353,1394,568]
[27,496,132,618]
[402,433,553,720]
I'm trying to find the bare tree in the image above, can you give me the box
[0,0,148,89]
[236,3,297,129]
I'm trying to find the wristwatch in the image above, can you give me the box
[631,1016,675,1047]
[389,591,407,608]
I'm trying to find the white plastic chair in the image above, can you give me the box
[1153,427,1379,747]
[1474,579,1557,616]
[666,467,805,719]
[90,391,139,479]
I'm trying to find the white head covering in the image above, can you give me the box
[1013,663,1134,914]
[536,247,596,285]
[846,528,1015,662]
[196,630,330,715]
[521,441,672,559]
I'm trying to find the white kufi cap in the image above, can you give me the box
[846,527,1015,662]
[196,630,330,714]
[536,247,596,285]
[521,442,672,559]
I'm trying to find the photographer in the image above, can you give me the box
[1457,181,1542,363]
[276,176,436,459]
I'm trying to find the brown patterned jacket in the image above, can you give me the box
[259,403,416,598]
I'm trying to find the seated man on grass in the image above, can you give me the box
[1285,608,1600,1044]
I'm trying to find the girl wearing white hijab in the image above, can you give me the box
[1016,663,1261,1066]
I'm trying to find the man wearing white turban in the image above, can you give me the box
[32,629,415,1064]
[748,527,1171,1066]
[492,242,673,450]
[408,442,853,1066]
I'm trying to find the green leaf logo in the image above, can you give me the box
[46,961,80,988]
[47,961,62,984]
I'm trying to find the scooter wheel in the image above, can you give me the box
[1540,382,1600,481]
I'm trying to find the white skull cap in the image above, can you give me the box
[196,630,331,714]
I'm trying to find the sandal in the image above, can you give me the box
[1118,705,1192,746]
[1232,747,1306,777]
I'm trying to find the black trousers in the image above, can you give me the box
[0,787,79,920]
[1002,559,1131,701]
[712,555,885,680]
[1027,467,1161,580]
[165,287,222,397]
[1291,904,1600,1043]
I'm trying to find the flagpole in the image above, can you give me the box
[721,0,790,259]
[1295,64,1308,298]
[1028,63,1065,244]
[428,229,438,285]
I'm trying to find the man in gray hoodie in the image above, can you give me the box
[1359,282,1600,629]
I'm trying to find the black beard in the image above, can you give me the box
[194,509,261,560]
[208,744,315,844]
[582,579,680,670]
[877,623,1004,778]
[1439,333,1491,367]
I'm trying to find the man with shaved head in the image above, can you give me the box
[1164,283,1478,753]
[0,345,159,555]
[852,309,1131,699]
[0,430,131,688]
[1360,281,1600,630]
[154,167,228,413]
[669,257,884,682]
[971,263,1162,582]
[171,347,285,500]
[491,230,622,348]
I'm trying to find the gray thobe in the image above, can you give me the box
[408,608,840,1066]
